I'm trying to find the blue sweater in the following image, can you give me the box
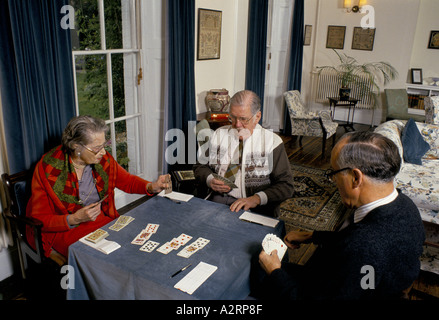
[267,191,425,300]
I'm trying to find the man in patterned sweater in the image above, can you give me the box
[194,90,294,217]
[256,131,425,299]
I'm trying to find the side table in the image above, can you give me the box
[328,97,359,131]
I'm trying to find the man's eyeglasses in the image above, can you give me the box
[81,140,111,155]
[324,167,352,183]
[228,114,256,126]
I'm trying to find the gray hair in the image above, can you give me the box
[336,131,401,183]
[62,115,108,154]
[230,90,261,115]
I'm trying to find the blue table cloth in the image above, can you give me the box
[67,195,284,300]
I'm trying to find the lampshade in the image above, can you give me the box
[344,0,352,8]
[359,0,367,6]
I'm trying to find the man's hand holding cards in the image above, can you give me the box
[262,233,287,261]
[211,173,237,193]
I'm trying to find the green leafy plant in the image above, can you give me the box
[317,49,398,107]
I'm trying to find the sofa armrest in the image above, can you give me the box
[417,123,439,159]
[374,120,406,163]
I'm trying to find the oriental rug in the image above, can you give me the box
[279,163,352,264]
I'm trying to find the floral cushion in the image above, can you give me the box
[375,120,439,224]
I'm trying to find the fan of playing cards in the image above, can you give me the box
[262,233,287,261]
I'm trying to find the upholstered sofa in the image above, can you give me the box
[374,119,439,224]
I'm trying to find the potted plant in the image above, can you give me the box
[317,50,398,105]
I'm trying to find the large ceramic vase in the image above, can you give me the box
[206,89,230,113]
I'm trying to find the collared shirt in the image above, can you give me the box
[339,188,398,230]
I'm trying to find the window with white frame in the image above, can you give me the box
[70,0,142,175]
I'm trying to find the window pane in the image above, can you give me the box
[104,0,123,49]
[75,55,109,119]
[70,0,101,50]
[112,53,125,118]
[108,118,140,174]
[115,120,128,171]
[112,52,138,118]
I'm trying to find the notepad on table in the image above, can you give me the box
[239,211,279,228]
[174,262,218,295]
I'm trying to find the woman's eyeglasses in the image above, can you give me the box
[81,140,111,155]
[324,167,352,183]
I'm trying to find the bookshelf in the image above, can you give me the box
[406,84,439,115]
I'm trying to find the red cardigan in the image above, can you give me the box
[26,147,151,257]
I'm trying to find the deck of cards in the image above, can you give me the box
[165,174,172,194]
[177,237,210,258]
[262,233,287,261]
[131,223,159,245]
[109,215,135,231]
[84,229,109,244]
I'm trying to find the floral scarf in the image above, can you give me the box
[41,145,109,214]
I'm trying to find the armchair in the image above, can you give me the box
[385,89,425,122]
[284,90,338,158]
[1,171,44,279]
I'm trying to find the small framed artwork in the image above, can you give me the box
[326,25,346,49]
[197,9,222,60]
[304,25,312,46]
[352,27,376,51]
[428,31,439,49]
[411,68,423,84]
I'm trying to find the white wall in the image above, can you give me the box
[410,0,439,84]
[195,0,248,114]
[302,0,422,125]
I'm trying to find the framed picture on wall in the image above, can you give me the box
[411,68,423,84]
[304,25,312,46]
[197,9,222,60]
[326,25,346,49]
[428,30,439,49]
[352,27,376,51]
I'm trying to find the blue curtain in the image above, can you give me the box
[164,0,196,171]
[245,0,269,120]
[0,0,75,174]
[283,0,304,136]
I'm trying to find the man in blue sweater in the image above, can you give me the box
[256,131,425,299]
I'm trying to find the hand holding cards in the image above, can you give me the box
[212,173,238,189]
[262,233,287,261]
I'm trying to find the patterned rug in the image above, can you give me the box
[279,164,351,264]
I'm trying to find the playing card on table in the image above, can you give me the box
[177,233,193,245]
[262,233,287,261]
[169,237,183,250]
[192,237,210,249]
[139,240,160,253]
[109,215,134,231]
[177,244,200,258]
[145,223,159,234]
[157,242,173,254]
[84,229,109,244]
[131,229,152,245]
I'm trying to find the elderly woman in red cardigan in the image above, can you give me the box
[26,115,169,265]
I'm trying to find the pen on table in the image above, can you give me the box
[171,264,192,278]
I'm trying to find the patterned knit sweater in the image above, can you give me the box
[267,191,425,300]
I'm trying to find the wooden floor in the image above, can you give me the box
[279,122,439,300]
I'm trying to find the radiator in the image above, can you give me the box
[314,69,375,109]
